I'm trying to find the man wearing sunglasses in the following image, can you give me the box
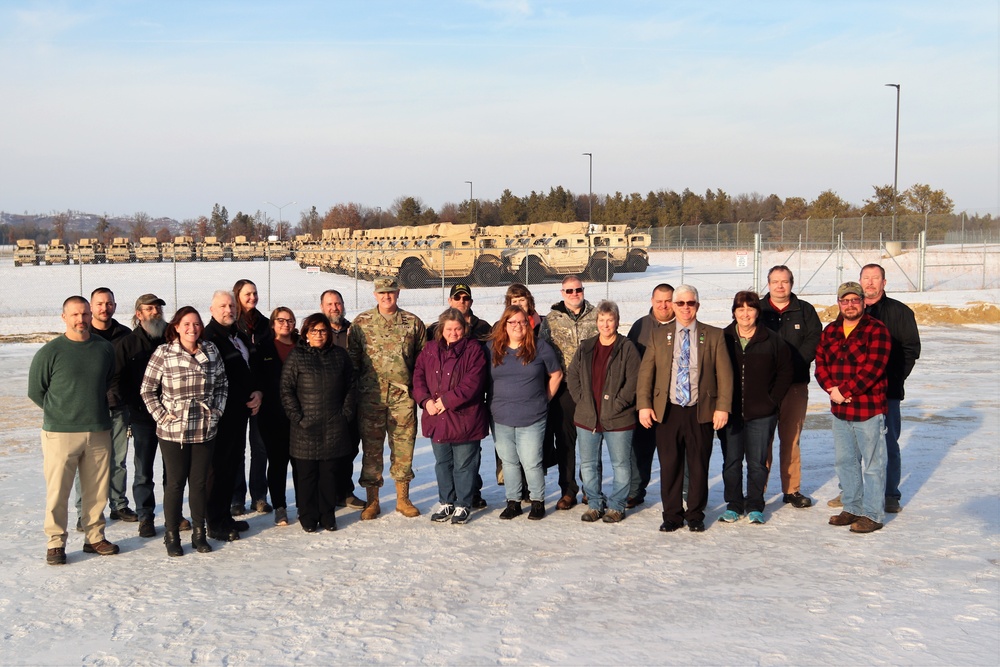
[426,284,492,342]
[540,275,599,510]
[636,285,732,533]
[815,281,891,534]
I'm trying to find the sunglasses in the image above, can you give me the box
[452,295,472,302]
[563,287,584,295]
[673,300,698,307]
[839,298,862,305]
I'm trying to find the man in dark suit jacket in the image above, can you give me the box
[637,284,733,533]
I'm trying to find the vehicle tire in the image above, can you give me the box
[399,262,427,289]
[14,261,20,267]
[587,256,615,282]
[624,251,649,273]
[474,261,504,287]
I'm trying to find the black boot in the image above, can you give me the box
[191,525,213,553]
[164,530,183,557]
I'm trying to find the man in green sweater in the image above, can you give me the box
[28,296,119,565]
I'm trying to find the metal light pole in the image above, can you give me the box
[464,181,474,226]
[376,206,382,229]
[264,200,296,240]
[885,83,900,240]
[582,153,593,225]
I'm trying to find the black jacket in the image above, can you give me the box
[237,308,273,353]
[257,336,297,432]
[204,318,260,423]
[864,295,921,400]
[566,334,642,432]
[280,340,355,460]
[760,292,822,384]
[112,325,165,424]
[722,322,794,423]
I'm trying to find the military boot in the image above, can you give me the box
[361,487,381,521]
[395,481,420,518]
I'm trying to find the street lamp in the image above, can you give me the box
[464,181,475,226]
[582,153,593,226]
[885,83,900,240]
[376,206,382,229]
[264,200,296,240]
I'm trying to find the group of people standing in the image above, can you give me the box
[30,261,919,564]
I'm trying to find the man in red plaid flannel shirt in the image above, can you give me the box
[815,281,891,534]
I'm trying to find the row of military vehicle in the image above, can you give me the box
[12,236,294,266]
[292,221,650,287]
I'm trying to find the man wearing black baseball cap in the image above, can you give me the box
[427,283,492,341]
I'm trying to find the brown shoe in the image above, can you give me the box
[850,516,884,533]
[828,511,861,526]
[82,540,120,556]
[46,547,66,565]
[555,495,577,510]
[827,494,843,508]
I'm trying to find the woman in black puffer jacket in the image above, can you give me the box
[280,313,355,532]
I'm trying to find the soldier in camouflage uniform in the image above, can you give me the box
[540,275,598,510]
[347,277,427,520]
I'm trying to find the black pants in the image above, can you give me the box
[161,438,214,530]
[657,404,714,525]
[631,420,658,501]
[332,417,359,501]
[546,382,579,498]
[207,413,248,530]
[294,457,338,529]
[260,418,293,510]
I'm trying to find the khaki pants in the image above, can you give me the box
[42,430,111,548]
[766,383,808,495]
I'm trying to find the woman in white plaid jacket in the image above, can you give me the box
[141,306,228,557]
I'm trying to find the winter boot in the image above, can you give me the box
[164,530,183,557]
[191,524,213,553]
[395,481,420,518]
[361,486,381,521]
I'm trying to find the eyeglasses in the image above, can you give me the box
[507,320,527,327]
[274,318,294,325]
[306,329,328,336]
[839,298,862,305]
[452,295,472,302]
[563,287,584,295]
[673,301,698,308]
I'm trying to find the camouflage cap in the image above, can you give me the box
[374,276,400,293]
[837,281,864,300]
[135,293,166,309]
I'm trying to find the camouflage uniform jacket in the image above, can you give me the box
[540,300,598,373]
[348,307,426,398]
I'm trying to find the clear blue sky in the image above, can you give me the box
[1,1,996,222]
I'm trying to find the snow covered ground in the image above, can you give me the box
[0,251,997,665]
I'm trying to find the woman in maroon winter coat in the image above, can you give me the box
[413,308,489,525]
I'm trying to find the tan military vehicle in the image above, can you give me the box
[503,221,615,282]
[44,239,70,265]
[134,237,162,263]
[623,229,650,272]
[231,235,254,261]
[75,238,104,264]
[266,237,291,261]
[107,237,135,263]
[164,236,194,262]
[196,236,223,262]
[14,239,40,266]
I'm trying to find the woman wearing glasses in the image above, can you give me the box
[718,291,793,525]
[257,307,298,526]
[280,313,355,532]
[488,305,563,520]
[504,283,543,335]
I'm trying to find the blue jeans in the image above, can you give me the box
[432,441,481,510]
[885,399,902,500]
[832,414,887,524]
[720,415,777,514]
[76,406,130,514]
[577,427,633,513]
[492,419,546,502]
[130,420,159,522]
[233,415,269,506]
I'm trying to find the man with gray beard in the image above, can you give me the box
[112,294,175,538]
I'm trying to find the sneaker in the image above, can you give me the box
[75,517,83,533]
[828,511,861,526]
[110,507,139,522]
[850,516,884,533]
[230,504,247,517]
[885,497,902,513]
[602,509,625,523]
[471,496,488,510]
[431,503,455,522]
[783,492,813,508]
[341,494,366,510]
[499,500,523,520]
[46,547,66,565]
[178,517,192,531]
[528,500,545,520]
[581,508,605,522]
[253,500,273,514]
[827,494,843,508]
[747,511,766,524]
[275,507,289,526]
[451,507,470,524]
[83,540,120,556]
[718,510,741,523]
[138,519,156,538]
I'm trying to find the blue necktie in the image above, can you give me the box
[677,328,691,406]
